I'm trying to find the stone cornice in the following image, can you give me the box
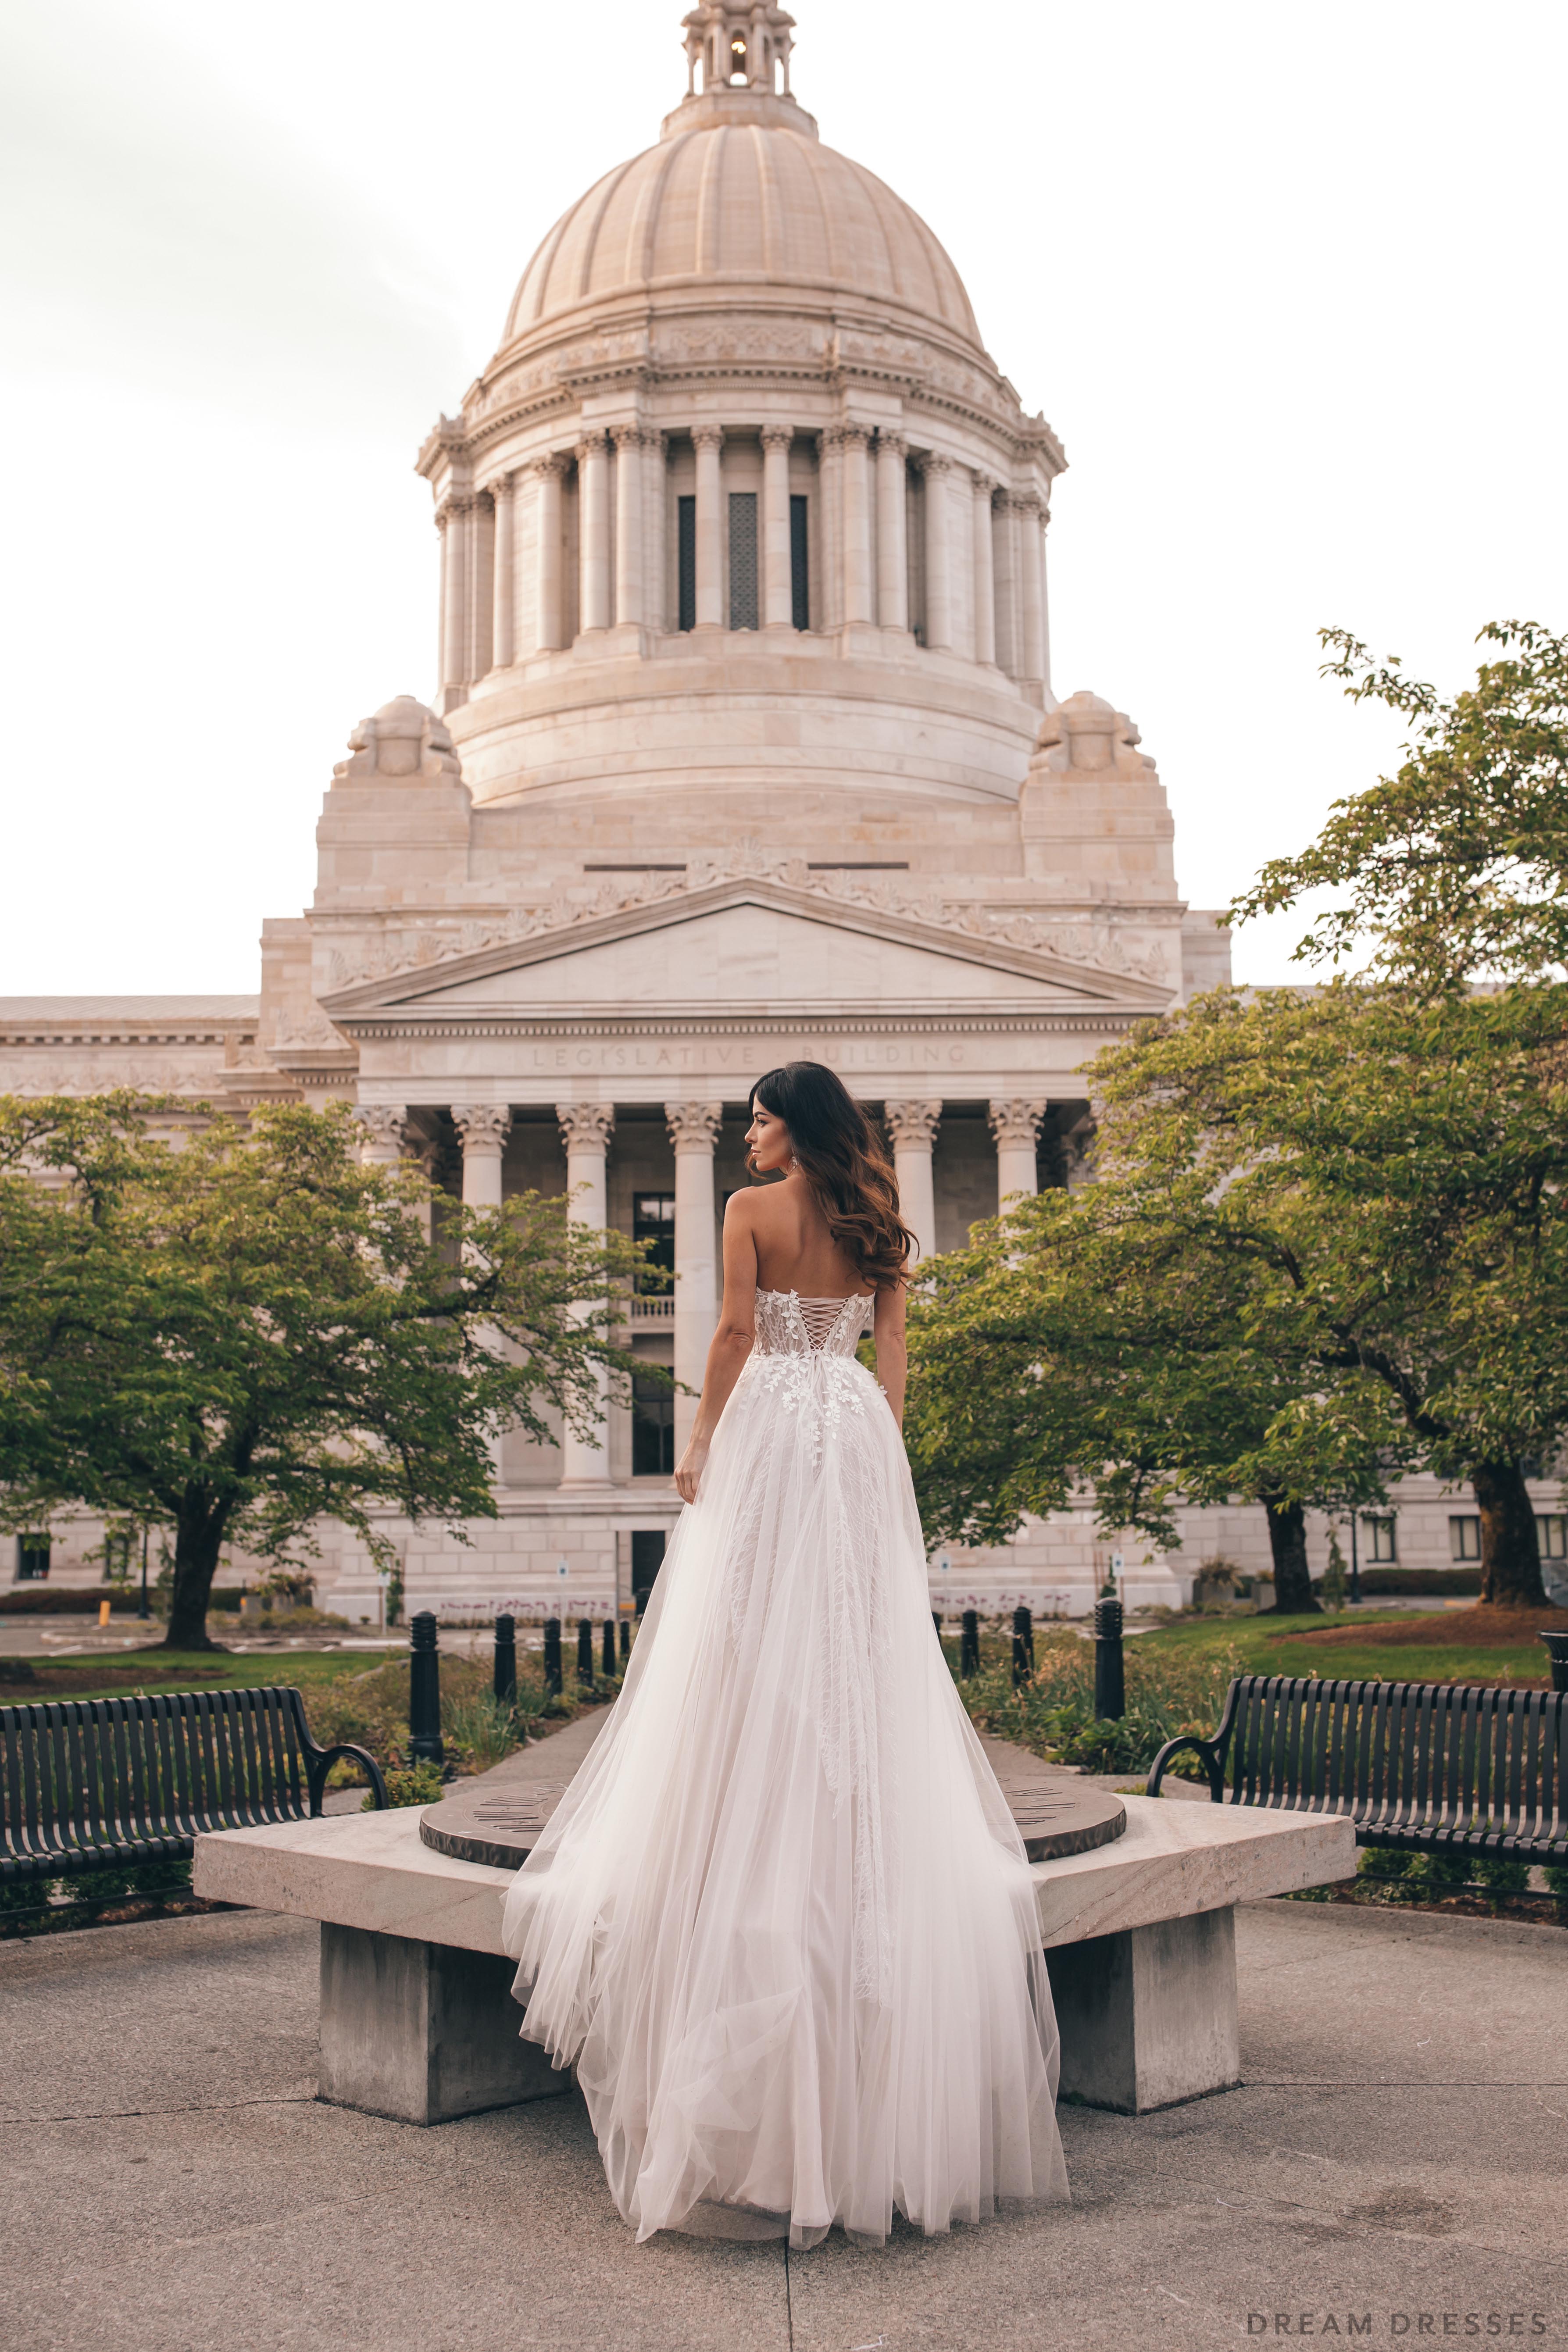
[331,1004,1151,1045]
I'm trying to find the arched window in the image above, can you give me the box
[729,34,748,82]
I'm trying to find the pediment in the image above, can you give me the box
[318,874,1174,1025]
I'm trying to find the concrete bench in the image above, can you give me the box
[193,1777,1355,2124]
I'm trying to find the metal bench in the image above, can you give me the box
[1147,1675,1566,1862]
[1,1686,387,1884]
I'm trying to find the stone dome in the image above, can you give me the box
[501,114,982,354]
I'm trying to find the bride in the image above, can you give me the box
[501,1060,1070,2248]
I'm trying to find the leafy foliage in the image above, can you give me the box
[952,1626,1245,1777]
[0,1095,651,1647]
[1232,621,1568,987]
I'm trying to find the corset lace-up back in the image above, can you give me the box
[754,1288,876,1359]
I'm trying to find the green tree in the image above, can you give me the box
[0,1096,650,1649]
[1233,620,1568,989]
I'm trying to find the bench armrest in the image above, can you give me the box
[1147,1734,1226,1803]
[307,1743,389,1815]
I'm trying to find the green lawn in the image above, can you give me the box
[0,1648,398,1705]
[1128,1608,1554,1691]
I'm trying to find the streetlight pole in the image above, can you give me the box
[138,1525,150,1623]
[1348,1511,1361,1606]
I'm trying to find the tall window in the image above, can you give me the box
[1537,1513,1567,1559]
[632,1375,675,1476]
[790,493,810,630]
[16,1535,50,1582]
[632,1194,675,1291]
[103,1530,133,1582]
[1363,1517,1397,1563]
[677,496,696,632]
[729,492,758,629]
[1449,1515,1482,1561]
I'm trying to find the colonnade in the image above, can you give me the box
[435,427,1050,702]
[357,1094,1054,1482]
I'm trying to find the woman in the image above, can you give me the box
[501,1060,1069,2248]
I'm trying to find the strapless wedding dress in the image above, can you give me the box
[500,1288,1070,2248]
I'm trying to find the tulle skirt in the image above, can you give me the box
[500,1346,1070,2248]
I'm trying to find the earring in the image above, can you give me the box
[788,1153,800,1172]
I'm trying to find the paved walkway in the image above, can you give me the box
[3,1858,1562,2351]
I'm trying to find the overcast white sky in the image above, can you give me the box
[2,0,1564,994]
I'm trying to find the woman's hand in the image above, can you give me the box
[673,1437,710,1504]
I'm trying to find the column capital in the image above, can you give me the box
[972,469,1000,501]
[691,423,725,453]
[988,1098,1047,1151]
[557,1102,615,1154]
[436,494,475,530]
[452,1103,513,1155]
[531,451,570,482]
[665,1101,723,1153]
[827,421,873,451]
[877,431,908,461]
[486,470,517,503]
[761,424,795,454]
[354,1103,411,1157]
[610,423,644,452]
[919,451,954,479]
[574,429,610,463]
[886,1099,942,1151]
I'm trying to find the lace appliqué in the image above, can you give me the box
[749,1290,894,2006]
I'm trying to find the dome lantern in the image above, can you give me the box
[682,3,796,98]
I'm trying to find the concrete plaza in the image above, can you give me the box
[2,1877,1562,2352]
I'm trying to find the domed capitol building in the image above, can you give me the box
[6,6,1532,1615]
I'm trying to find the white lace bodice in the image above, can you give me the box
[753,1288,877,1359]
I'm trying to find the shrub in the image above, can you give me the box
[371,1760,446,1809]
[956,1627,1245,1777]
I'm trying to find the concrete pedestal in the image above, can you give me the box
[318,1922,567,2126]
[1045,1904,1239,2113]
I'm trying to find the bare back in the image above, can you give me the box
[743,1175,875,1299]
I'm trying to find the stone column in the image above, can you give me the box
[993,489,1017,677]
[643,430,668,632]
[557,1103,616,1488]
[665,1102,723,1455]
[490,474,516,670]
[440,497,471,697]
[1018,494,1045,688]
[693,426,724,629]
[922,455,953,653]
[354,1103,410,1168]
[885,1100,941,1269]
[839,424,874,625]
[876,432,909,632]
[452,1103,511,1209]
[971,472,997,667]
[612,427,643,631]
[988,1099,1046,1209]
[819,428,843,632]
[577,432,611,634]
[761,425,794,628]
[533,456,568,653]
[453,1103,513,1487]
[469,494,494,678]
[1038,500,1053,699]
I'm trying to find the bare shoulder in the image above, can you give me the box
[724,1186,764,1228]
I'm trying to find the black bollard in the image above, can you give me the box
[543,1616,563,1696]
[619,1616,631,1664]
[577,1617,594,1683]
[960,1609,980,1678]
[408,1612,444,1764]
[1093,1595,1125,1720]
[1011,1604,1034,1689]
[1542,1631,1568,1693]
[493,1613,517,1705]
[602,1617,617,1677]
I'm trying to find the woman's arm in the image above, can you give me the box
[672,1194,760,1503]
[873,1278,908,1431]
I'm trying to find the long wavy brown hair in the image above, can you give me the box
[749,1062,915,1288]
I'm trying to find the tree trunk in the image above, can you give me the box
[1262,1495,1321,1614]
[1472,1459,1548,1607]
[162,1510,229,1651]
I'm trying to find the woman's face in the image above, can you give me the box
[745,1098,794,1176]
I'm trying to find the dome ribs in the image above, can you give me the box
[694,124,730,277]
[748,124,782,279]
[577,153,646,304]
[626,134,691,291]
[852,161,912,308]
